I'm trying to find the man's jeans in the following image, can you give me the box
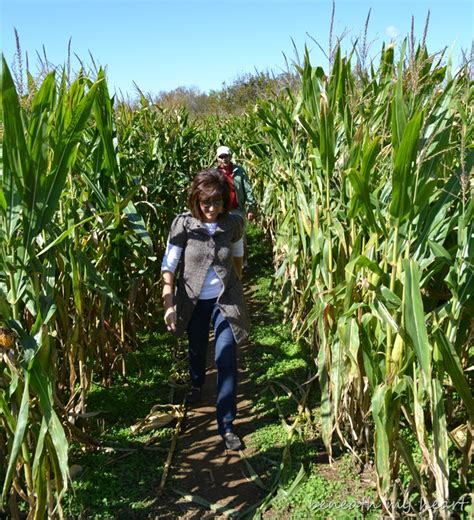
[187,298,237,436]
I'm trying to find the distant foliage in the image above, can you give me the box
[152,71,300,117]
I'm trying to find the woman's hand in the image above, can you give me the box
[164,305,177,332]
[162,271,176,332]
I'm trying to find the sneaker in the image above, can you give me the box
[186,386,201,404]
[223,431,242,451]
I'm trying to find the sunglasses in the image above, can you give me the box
[218,154,230,159]
[200,198,224,208]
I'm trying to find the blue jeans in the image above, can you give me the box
[187,298,237,436]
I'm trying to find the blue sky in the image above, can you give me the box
[2,0,472,98]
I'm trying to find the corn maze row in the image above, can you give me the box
[0,38,472,519]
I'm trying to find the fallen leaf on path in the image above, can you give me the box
[130,404,185,434]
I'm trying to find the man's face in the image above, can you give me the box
[217,153,231,168]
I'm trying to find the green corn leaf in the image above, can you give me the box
[427,240,452,264]
[81,168,109,209]
[328,45,341,112]
[0,389,16,434]
[280,464,307,497]
[390,111,424,225]
[37,211,112,257]
[338,316,360,374]
[32,417,48,485]
[319,93,335,176]
[345,253,386,285]
[0,149,21,242]
[78,251,123,307]
[434,329,474,420]
[32,417,48,516]
[403,259,432,386]
[454,199,474,312]
[372,296,400,334]
[1,371,30,503]
[347,137,381,231]
[1,58,27,242]
[413,173,460,258]
[360,318,378,389]
[24,71,56,234]
[38,80,99,233]
[30,365,69,499]
[123,200,153,251]
[1,57,28,198]
[297,113,319,144]
[372,383,391,496]
[45,434,68,505]
[0,186,6,210]
[391,40,408,150]
[378,286,402,309]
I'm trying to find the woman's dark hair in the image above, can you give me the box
[188,168,231,220]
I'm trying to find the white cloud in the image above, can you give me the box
[385,25,399,40]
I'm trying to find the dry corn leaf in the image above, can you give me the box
[0,328,15,349]
[73,410,106,419]
[449,424,468,451]
[130,404,184,434]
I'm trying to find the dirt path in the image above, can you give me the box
[153,338,262,520]
[144,230,276,519]
[149,276,266,519]
[160,338,263,518]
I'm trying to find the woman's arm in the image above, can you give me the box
[231,235,244,279]
[161,233,184,333]
[162,270,177,332]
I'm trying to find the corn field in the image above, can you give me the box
[0,33,473,519]
[247,42,473,516]
[0,58,215,517]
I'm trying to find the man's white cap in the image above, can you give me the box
[216,145,232,157]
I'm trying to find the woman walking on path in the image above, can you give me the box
[161,168,250,451]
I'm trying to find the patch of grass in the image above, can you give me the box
[270,467,380,520]
[258,449,379,519]
[63,330,181,518]
[63,447,165,519]
[250,423,287,453]
[244,423,288,486]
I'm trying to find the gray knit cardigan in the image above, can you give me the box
[165,212,250,345]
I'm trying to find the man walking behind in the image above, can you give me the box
[216,146,256,267]
[216,146,256,221]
